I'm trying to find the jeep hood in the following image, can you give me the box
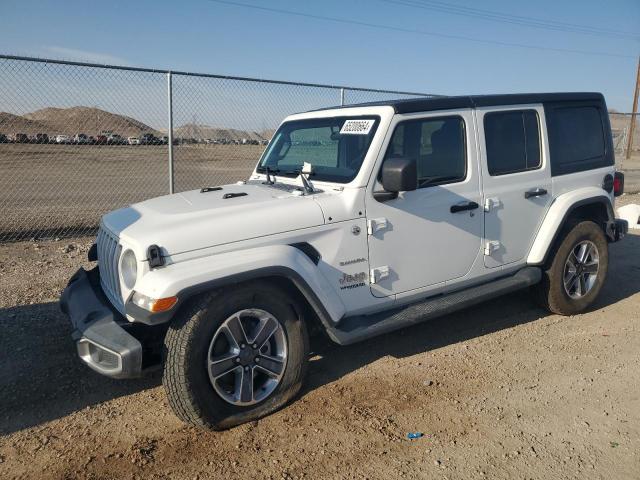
[101,183,325,256]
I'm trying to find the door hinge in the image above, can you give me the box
[370,266,390,284]
[484,240,501,256]
[367,217,389,235]
[484,197,501,212]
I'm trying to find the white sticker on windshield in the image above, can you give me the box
[340,119,375,135]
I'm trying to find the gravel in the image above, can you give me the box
[1,194,639,479]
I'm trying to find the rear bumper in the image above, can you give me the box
[608,218,628,242]
[60,267,142,379]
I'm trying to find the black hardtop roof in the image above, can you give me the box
[312,92,604,114]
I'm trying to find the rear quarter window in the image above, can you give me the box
[545,101,613,176]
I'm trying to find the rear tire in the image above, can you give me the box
[163,281,309,430]
[534,220,608,315]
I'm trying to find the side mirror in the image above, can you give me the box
[375,157,417,201]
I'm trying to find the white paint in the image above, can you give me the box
[475,104,553,269]
[89,100,621,329]
[364,108,484,298]
[527,187,613,264]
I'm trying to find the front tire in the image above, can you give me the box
[163,281,309,430]
[534,220,609,315]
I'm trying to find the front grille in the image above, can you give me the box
[97,225,124,312]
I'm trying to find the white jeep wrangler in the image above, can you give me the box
[61,93,627,430]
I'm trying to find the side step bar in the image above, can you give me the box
[325,267,541,345]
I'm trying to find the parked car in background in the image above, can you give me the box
[140,133,160,145]
[95,135,108,145]
[55,134,71,144]
[0,133,8,143]
[160,136,169,145]
[107,134,125,145]
[128,136,140,145]
[88,136,96,144]
[33,133,50,144]
[74,133,89,144]
[13,133,29,143]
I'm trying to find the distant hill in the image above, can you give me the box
[23,106,161,137]
[0,112,49,135]
[1,107,276,141]
[174,123,272,142]
[259,129,276,140]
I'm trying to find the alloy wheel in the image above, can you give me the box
[207,309,287,406]
[563,240,599,299]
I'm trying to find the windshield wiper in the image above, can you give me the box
[263,166,275,185]
[256,166,316,194]
[278,167,315,194]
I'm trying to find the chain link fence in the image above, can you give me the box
[0,55,434,242]
[610,112,640,167]
[1,55,637,242]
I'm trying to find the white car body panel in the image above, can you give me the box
[92,97,620,332]
[135,244,348,323]
[364,108,484,298]
[476,104,554,268]
[101,184,326,258]
[527,186,613,264]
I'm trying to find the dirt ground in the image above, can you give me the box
[0,144,262,241]
[0,195,639,480]
[1,142,639,242]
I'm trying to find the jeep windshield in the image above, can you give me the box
[257,116,380,183]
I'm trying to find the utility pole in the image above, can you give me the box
[626,56,640,162]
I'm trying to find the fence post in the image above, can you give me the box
[340,88,345,106]
[167,71,175,194]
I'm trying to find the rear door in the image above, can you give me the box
[477,105,552,268]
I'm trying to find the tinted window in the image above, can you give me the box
[258,116,379,183]
[484,110,541,176]
[552,107,605,166]
[384,116,466,187]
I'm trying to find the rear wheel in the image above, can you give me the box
[163,281,309,430]
[534,220,608,315]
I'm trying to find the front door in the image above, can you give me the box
[477,105,553,268]
[366,109,483,297]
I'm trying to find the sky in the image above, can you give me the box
[0,0,638,130]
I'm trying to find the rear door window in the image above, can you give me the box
[484,110,541,176]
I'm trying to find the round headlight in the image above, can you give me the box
[120,249,137,290]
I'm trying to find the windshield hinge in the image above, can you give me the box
[484,240,501,256]
[367,218,389,235]
[370,266,390,284]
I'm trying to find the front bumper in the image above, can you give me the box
[60,267,142,379]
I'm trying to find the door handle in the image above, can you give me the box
[524,188,548,199]
[450,201,479,213]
